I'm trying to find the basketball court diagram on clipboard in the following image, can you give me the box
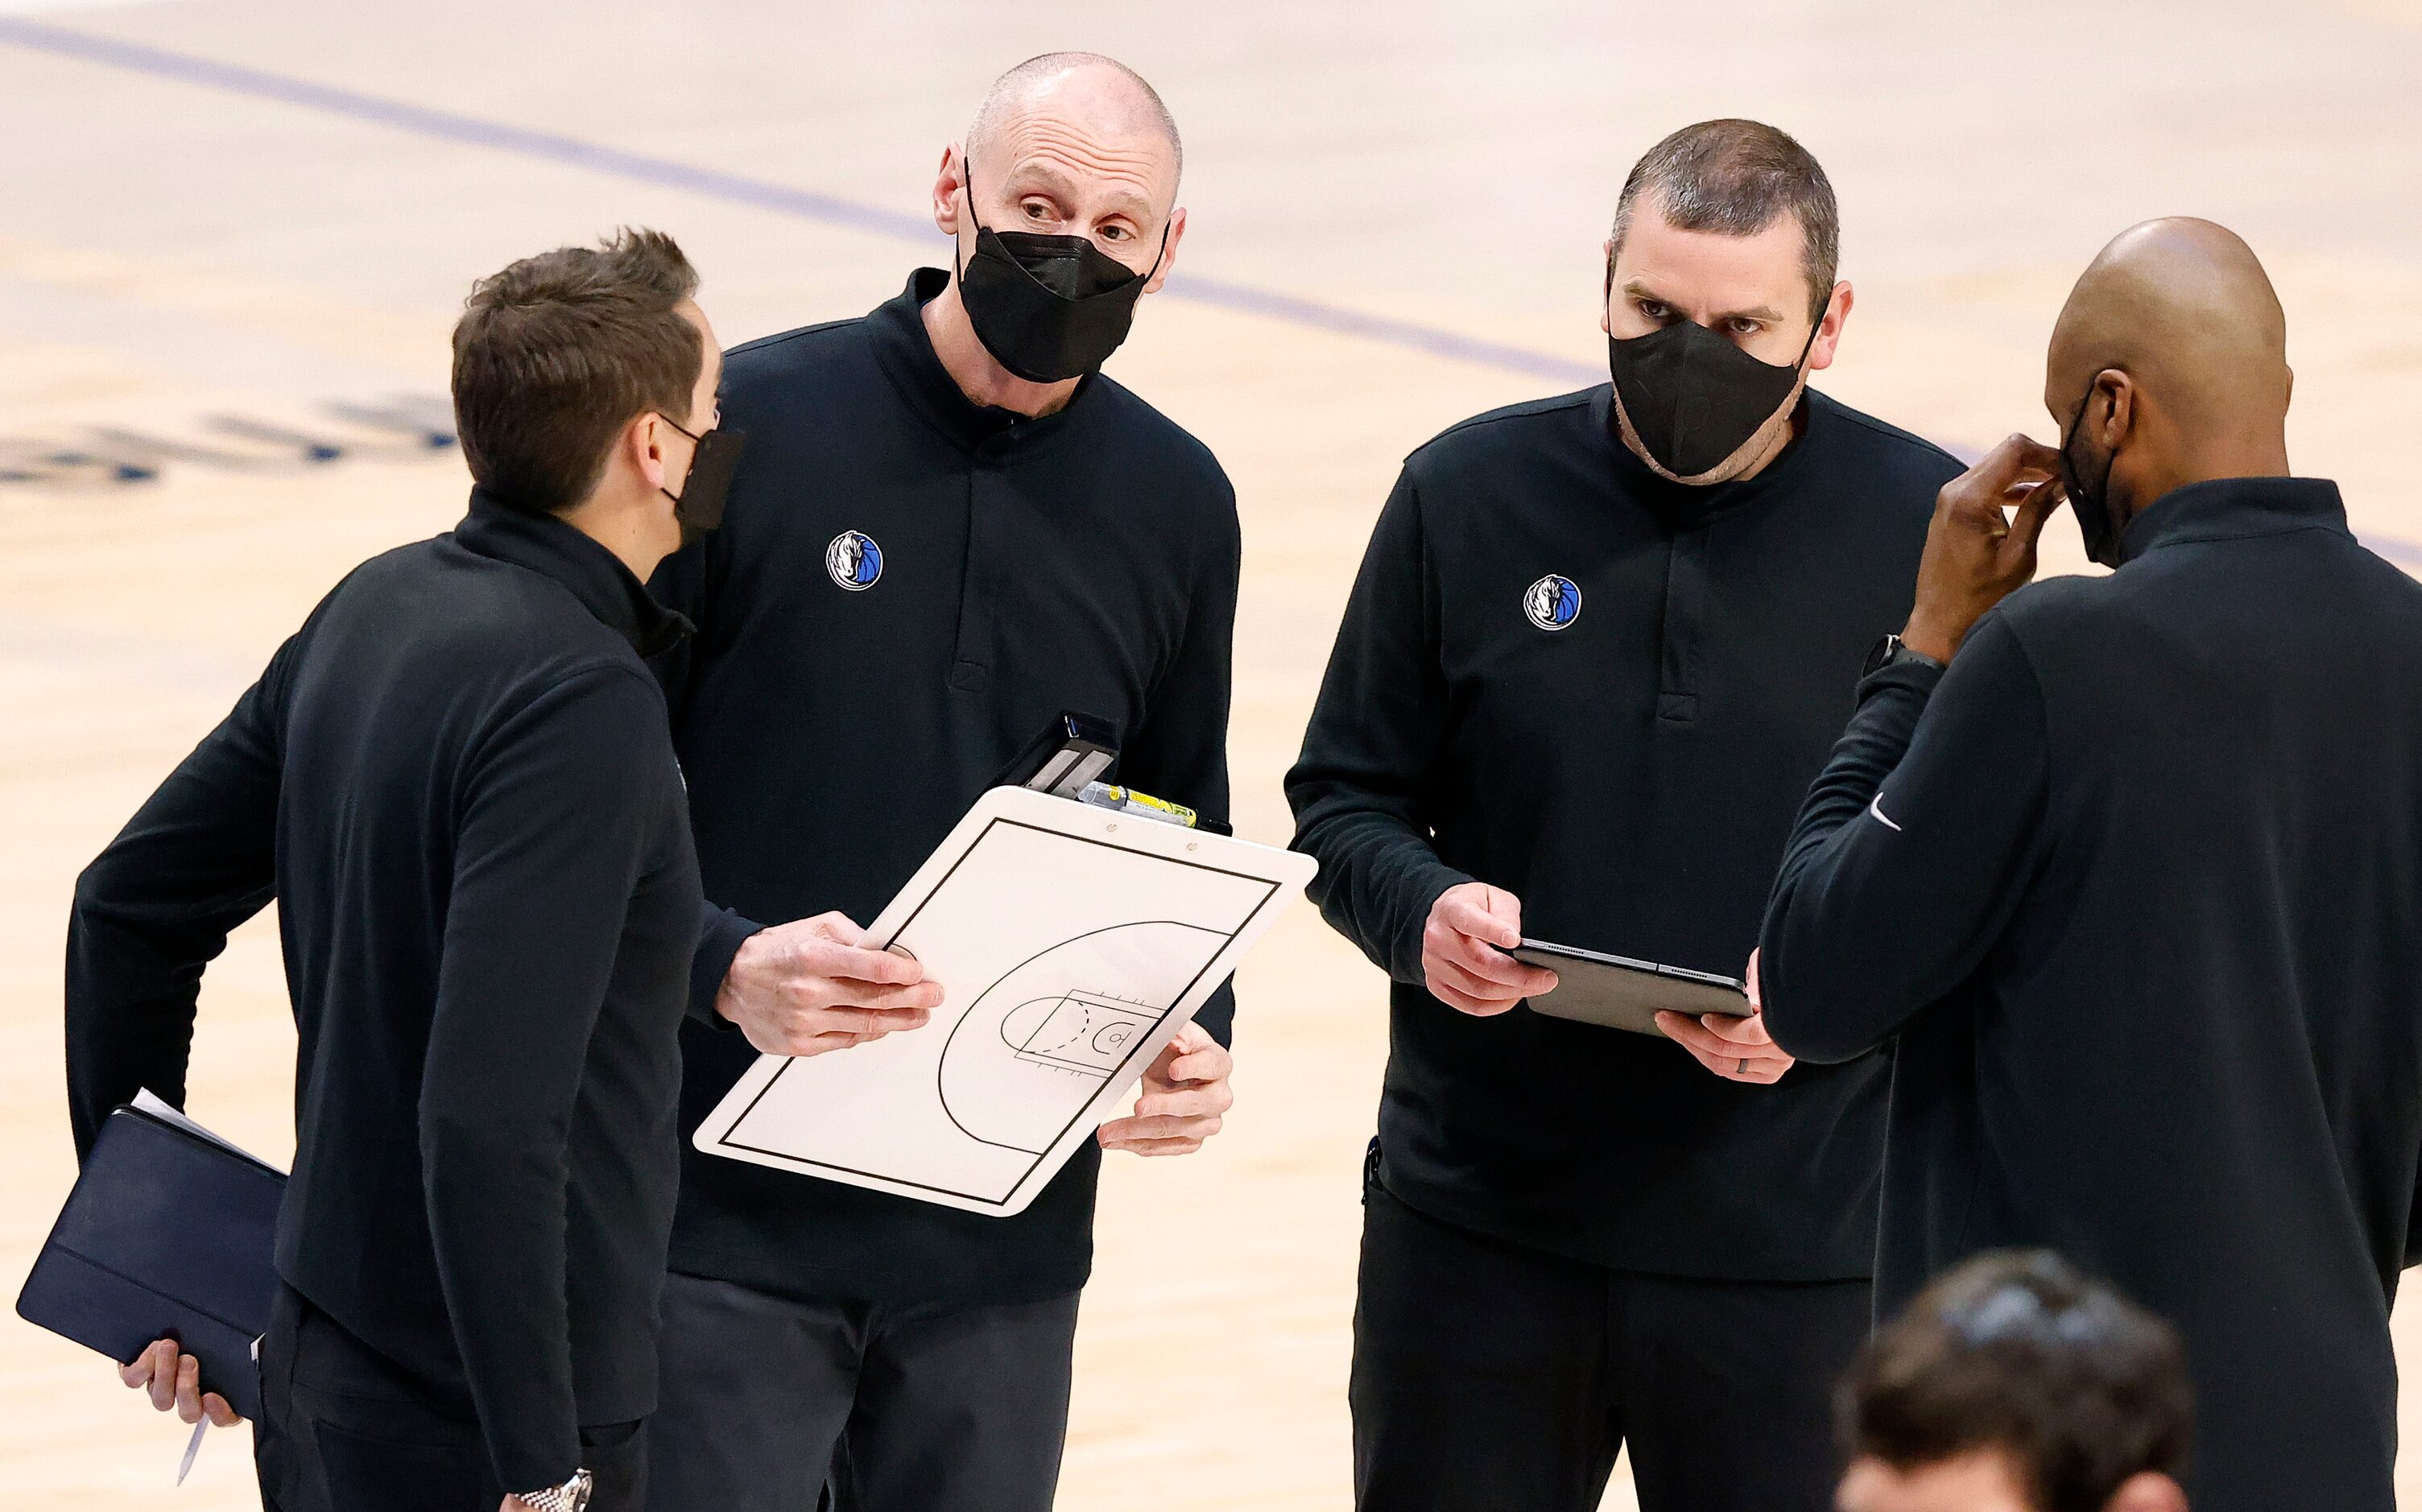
[695,785,1315,1217]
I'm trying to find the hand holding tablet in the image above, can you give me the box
[1502,938,1750,1036]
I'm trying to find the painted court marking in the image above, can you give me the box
[3,16,2418,569]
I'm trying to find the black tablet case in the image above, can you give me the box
[1509,941,1750,1036]
[16,1104,285,1419]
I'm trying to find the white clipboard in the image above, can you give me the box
[693,785,1316,1217]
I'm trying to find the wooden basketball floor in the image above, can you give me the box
[4,1,2420,1505]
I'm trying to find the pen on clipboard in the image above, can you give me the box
[1077,782,1197,828]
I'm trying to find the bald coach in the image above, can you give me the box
[640,53,1239,1512]
[1759,218,2422,1512]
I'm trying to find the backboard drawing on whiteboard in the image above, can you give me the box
[696,786,1315,1217]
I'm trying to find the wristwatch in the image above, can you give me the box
[1862,633,1946,681]
[515,1469,593,1512]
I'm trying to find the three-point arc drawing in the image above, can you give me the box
[936,920,1227,1155]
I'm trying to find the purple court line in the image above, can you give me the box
[5,17,2420,568]
[0,16,1600,387]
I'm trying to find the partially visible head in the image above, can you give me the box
[929,53,1188,388]
[1602,119,1854,483]
[2044,217,2292,566]
[1837,1251,2193,1512]
[452,228,721,519]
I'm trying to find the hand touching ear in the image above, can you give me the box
[1902,434,2067,662]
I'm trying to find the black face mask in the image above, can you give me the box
[1607,312,1820,481]
[956,167,1168,384]
[661,416,747,535]
[2058,390,2125,568]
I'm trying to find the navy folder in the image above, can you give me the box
[16,1101,286,1420]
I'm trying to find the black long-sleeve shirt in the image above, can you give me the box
[647,269,1239,1305]
[1287,385,1957,1279]
[66,494,700,1493]
[1759,477,2422,1512]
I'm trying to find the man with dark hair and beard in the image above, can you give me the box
[1286,120,1962,1510]
[1758,218,2422,1512]
[639,52,1239,1512]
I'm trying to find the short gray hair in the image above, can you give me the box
[967,52,1182,180]
[1610,119,1839,322]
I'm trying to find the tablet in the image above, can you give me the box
[1505,939,1750,1037]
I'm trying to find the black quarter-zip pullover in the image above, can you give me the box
[65,493,701,1493]
[1287,385,1959,1279]
[649,270,1239,1305]
[1760,477,2422,1512]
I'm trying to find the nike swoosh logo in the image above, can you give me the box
[1868,795,1903,832]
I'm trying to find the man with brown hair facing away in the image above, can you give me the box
[71,229,735,1512]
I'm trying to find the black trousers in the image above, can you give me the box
[644,1270,1082,1512]
[1352,1179,1869,1512]
[253,1287,647,1512]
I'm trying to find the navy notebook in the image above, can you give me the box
[16,1096,286,1419]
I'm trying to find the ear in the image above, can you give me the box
[1807,281,1855,373]
[628,411,674,494]
[932,143,967,238]
[2095,369,2135,449]
[2102,1471,2188,1512]
[1600,237,1618,336]
[2283,361,2295,415]
[1141,205,1187,295]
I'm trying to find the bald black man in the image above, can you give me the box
[1758,217,2422,1512]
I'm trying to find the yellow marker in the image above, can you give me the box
[1077,782,1198,828]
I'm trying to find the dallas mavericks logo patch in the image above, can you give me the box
[825,531,883,592]
[1524,573,1581,632]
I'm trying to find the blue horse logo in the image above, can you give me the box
[826,531,884,592]
[1524,573,1581,632]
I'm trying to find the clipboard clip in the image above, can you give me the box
[992,713,1225,834]
[996,711,1122,800]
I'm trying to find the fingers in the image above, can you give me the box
[150,1341,180,1411]
[1427,956,1536,1011]
[1428,927,1556,993]
[1655,1010,1795,1084]
[202,1392,241,1427]
[2007,472,2069,546]
[1690,1010,1775,1048]
[786,976,943,1015]
[807,1003,933,1038]
[1131,1079,1234,1122]
[176,1351,206,1423]
[1744,948,1763,1013]
[1433,887,1521,951]
[123,1339,175,1402]
[794,932,928,989]
[1975,432,2062,493]
[1100,1110,1225,1145]
[1156,1033,1232,1089]
[1425,975,1519,1016]
[1097,1129,1207,1157]
[746,1003,932,1057]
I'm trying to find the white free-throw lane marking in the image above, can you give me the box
[1868,795,1903,832]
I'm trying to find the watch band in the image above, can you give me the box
[515,1469,593,1512]
[1862,632,1946,682]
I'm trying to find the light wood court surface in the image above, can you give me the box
[4,2,2420,1506]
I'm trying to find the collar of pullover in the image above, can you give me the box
[866,267,1101,455]
[2121,475,2349,563]
[1590,383,1821,531]
[453,490,694,659]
